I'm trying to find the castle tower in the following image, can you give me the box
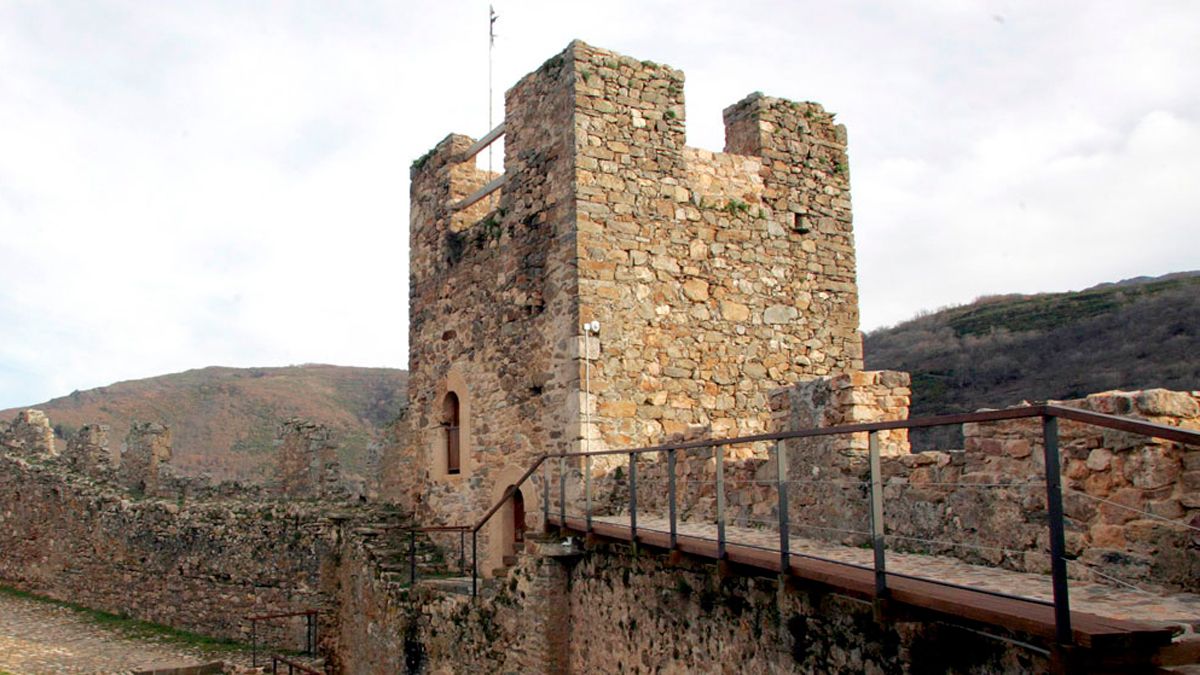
[385,41,862,573]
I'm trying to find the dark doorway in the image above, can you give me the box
[511,487,526,543]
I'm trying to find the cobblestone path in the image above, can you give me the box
[0,592,247,674]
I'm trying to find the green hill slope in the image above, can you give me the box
[864,272,1200,446]
[2,364,408,482]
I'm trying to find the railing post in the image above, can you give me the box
[1043,415,1073,645]
[559,456,567,527]
[716,445,726,560]
[542,459,550,529]
[585,453,593,532]
[868,431,888,602]
[409,529,416,585]
[776,440,789,574]
[471,529,478,598]
[460,528,466,575]
[629,452,638,545]
[668,448,678,550]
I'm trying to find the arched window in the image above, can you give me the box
[443,392,461,475]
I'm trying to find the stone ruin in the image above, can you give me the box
[63,423,112,474]
[118,421,172,495]
[0,409,56,457]
[274,418,343,499]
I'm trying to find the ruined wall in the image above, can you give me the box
[275,418,343,499]
[119,421,172,495]
[63,423,111,474]
[0,411,406,655]
[0,409,56,457]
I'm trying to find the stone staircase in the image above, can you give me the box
[346,511,458,589]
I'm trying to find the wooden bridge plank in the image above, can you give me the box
[551,515,1174,653]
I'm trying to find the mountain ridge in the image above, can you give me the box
[1,363,408,482]
[864,271,1200,446]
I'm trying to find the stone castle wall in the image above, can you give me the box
[387,42,866,575]
[0,411,409,656]
[332,536,1045,674]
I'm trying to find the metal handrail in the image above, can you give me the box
[247,609,317,668]
[413,401,1200,647]
[542,404,1200,459]
[271,654,322,675]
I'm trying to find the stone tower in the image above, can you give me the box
[383,41,862,572]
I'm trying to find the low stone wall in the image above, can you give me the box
[0,450,337,647]
[0,411,401,655]
[585,376,1199,592]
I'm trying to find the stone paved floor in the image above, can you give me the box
[0,592,250,674]
[589,514,1200,635]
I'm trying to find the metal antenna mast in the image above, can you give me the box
[488,5,497,176]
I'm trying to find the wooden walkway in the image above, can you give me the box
[549,513,1199,663]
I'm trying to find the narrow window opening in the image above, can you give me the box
[443,392,461,475]
[793,213,811,234]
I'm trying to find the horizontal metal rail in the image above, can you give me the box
[416,403,1200,603]
[459,122,505,163]
[246,609,317,622]
[452,173,507,212]
[247,609,318,668]
[543,404,1200,459]
[271,654,322,675]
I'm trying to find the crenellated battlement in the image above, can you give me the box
[393,40,864,575]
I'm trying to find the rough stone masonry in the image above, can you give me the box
[384,39,865,577]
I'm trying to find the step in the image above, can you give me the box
[417,577,474,596]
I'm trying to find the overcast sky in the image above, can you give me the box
[1,1,1197,409]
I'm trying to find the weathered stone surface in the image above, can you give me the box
[275,418,342,499]
[386,40,865,577]
[119,422,172,495]
[0,410,56,457]
[63,423,111,475]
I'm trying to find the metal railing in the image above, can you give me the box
[408,403,1200,648]
[549,404,1198,647]
[402,525,469,584]
[247,609,317,668]
[271,654,322,675]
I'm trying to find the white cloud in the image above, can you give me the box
[1,1,1198,407]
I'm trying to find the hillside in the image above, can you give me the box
[865,272,1200,447]
[2,364,407,482]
